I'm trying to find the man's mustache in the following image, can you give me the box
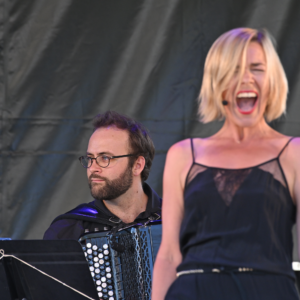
[88,174,107,182]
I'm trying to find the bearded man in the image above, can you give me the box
[43,111,161,240]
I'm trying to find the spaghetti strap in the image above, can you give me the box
[277,137,295,158]
[190,138,195,163]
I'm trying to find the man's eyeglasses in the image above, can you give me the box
[78,154,135,168]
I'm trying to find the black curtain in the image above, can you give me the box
[0,0,300,245]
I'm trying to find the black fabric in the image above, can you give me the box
[170,138,298,298]
[166,273,299,300]
[1,0,300,243]
[43,182,161,240]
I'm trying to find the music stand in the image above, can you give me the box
[0,240,98,300]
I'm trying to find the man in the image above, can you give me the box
[43,111,161,240]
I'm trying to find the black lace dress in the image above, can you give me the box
[165,138,299,300]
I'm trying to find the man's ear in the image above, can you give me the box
[132,156,146,176]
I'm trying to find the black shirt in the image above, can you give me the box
[177,138,296,280]
[43,183,162,240]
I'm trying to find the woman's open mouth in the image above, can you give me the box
[236,91,258,115]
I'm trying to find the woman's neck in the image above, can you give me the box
[215,118,275,144]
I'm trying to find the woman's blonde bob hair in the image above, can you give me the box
[198,28,288,123]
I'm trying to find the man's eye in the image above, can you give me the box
[100,155,110,162]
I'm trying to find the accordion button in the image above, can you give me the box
[104,256,109,260]
[93,251,98,256]
[87,249,92,255]
[107,279,112,284]
[108,291,114,296]
[89,261,93,266]
[94,257,99,262]
[104,250,109,255]
[108,285,113,290]
[89,266,94,272]
[106,273,112,278]
[109,297,114,300]
[97,286,102,292]
[100,266,105,270]
[98,248,103,253]
[98,292,103,298]
[98,253,104,259]
[91,272,95,277]
[86,243,92,248]
[94,263,100,268]
[103,295,108,299]
[105,262,110,267]
[95,269,100,274]
[100,271,105,276]
[92,245,98,251]
[84,252,87,257]
[102,282,107,288]
[101,277,107,282]
[82,246,87,252]
[103,244,108,249]
[99,259,105,265]
[95,275,101,280]
[88,255,93,260]
[106,267,111,272]
[103,288,108,293]
[96,280,101,285]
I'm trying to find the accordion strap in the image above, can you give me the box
[53,202,161,228]
[108,212,161,252]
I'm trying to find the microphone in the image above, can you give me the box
[222,100,228,106]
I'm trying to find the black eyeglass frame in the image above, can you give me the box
[78,154,135,168]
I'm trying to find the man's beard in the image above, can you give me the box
[88,165,133,201]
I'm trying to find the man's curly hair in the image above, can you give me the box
[92,111,155,182]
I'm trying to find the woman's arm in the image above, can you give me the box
[292,139,300,260]
[152,140,193,300]
[284,137,300,259]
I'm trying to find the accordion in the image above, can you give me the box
[79,222,161,300]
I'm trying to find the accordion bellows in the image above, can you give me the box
[79,223,161,300]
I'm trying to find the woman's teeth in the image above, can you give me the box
[237,92,257,98]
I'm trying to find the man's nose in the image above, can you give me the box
[89,159,103,173]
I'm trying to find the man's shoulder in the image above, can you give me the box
[49,183,162,228]
[136,183,162,222]
[51,201,114,226]
[144,183,162,208]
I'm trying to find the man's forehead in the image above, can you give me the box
[87,126,130,153]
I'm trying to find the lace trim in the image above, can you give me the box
[211,169,252,206]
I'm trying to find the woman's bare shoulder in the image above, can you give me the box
[289,137,300,159]
[166,139,192,170]
[290,136,300,144]
[280,136,300,179]
[168,138,205,155]
[165,138,205,185]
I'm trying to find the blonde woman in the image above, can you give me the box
[152,28,300,300]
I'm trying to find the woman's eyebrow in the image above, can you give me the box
[251,63,265,67]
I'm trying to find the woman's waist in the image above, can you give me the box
[180,235,293,265]
[177,257,296,280]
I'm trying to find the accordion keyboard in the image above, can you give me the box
[79,224,161,300]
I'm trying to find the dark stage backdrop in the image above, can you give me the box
[0,0,300,249]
